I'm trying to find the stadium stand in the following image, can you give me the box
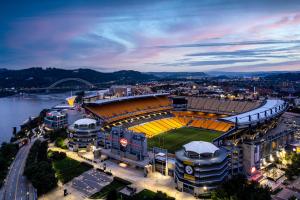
[172,111,224,119]
[85,95,240,137]
[85,95,172,123]
[187,97,261,115]
[129,116,233,138]
[111,112,174,129]
[189,119,233,132]
[222,99,286,126]
[128,117,187,138]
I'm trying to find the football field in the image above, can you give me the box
[148,127,223,153]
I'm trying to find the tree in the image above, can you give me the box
[75,91,85,104]
[55,137,67,149]
[285,152,300,180]
[288,195,297,200]
[37,141,49,162]
[106,189,118,200]
[27,161,57,195]
[0,143,19,186]
[154,191,175,200]
[0,156,6,171]
[211,174,271,200]
[48,151,66,161]
[0,143,19,159]
[24,140,58,195]
[49,128,67,142]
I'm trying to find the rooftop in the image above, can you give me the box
[74,118,96,126]
[47,110,66,117]
[87,93,169,105]
[183,141,219,155]
[222,99,285,124]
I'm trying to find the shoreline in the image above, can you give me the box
[0,94,67,144]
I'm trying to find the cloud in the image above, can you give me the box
[212,60,300,72]
[158,40,300,49]
[156,59,266,67]
[1,0,300,71]
[184,46,298,59]
[188,59,266,66]
[250,14,300,34]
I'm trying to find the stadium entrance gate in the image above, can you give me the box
[152,147,169,176]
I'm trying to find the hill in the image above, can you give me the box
[264,72,300,81]
[0,68,156,88]
[147,72,207,79]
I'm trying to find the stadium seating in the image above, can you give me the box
[128,117,187,138]
[129,115,233,138]
[189,119,233,132]
[172,111,220,119]
[85,96,172,123]
[187,97,261,115]
[86,95,239,137]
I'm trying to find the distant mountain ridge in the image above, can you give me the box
[205,71,300,77]
[264,72,300,81]
[0,68,156,88]
[147,72,207,79]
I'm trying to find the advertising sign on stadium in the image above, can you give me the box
[183,162,195,180]
[296,146,300,154]
[184,174,195,181]
[185,165,194,175]
[120,138,128,147]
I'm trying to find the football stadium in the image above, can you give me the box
[80,93,289,196]
[84,93,272,153]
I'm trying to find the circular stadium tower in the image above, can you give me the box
[44,110,68,131]
[175,141,229,196]
[68,118,100,151]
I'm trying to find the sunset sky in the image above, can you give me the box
[1,0,300,72]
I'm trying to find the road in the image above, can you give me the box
[2,138,37,200]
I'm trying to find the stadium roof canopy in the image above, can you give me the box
[183,141,219,155]
[47,110,65,117]
[83,89,109,99]
[222,99,286,125]
[74,118,96,126]
[87,93,170,105]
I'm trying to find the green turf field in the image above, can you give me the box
[148,127,223,153]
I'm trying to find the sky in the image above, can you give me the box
[1,0,300,72]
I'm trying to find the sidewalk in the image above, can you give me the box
[48,147,196,200]
[273,176,300,200]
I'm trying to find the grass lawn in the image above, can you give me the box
[133,189,175,200]
[90,177,131,199]
[148,127,223,153]
[54,137,68,149]
[133,189,156,199]
[52,157,92,183]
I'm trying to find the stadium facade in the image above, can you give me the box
[110,126,148,161]
[68,118,100,151]
[44,110,68,130]
[175,141,229,196]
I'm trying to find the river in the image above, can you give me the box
[0,93,70,144]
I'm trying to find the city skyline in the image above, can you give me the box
[1,0,300,72]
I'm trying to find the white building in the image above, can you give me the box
[44,110,68,130]
[68,118,100,151]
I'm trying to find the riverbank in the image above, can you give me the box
[0,94,66,144]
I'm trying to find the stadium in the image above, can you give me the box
[83,93,286,153]
[82,93,290,196]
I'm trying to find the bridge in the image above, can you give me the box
[20,78,96,92]
[46,78,95,90]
